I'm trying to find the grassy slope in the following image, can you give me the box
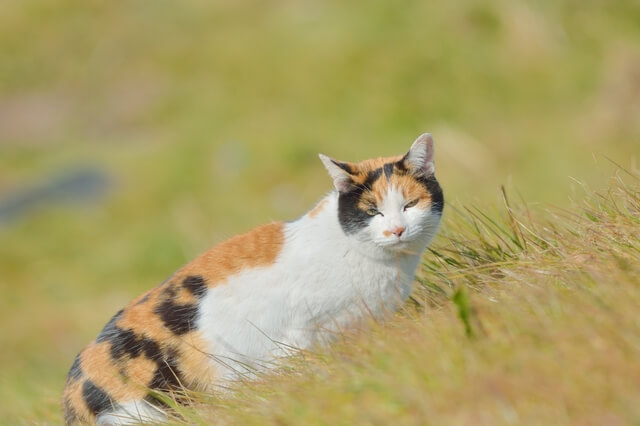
[0,0,639,423]
[155,176,637,425]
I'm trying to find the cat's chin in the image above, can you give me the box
[378,240,420,256]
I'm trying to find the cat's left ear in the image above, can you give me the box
[402,133,435,177]
[319,154,355,193]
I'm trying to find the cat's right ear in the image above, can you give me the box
[402,133,435,177]
[319,154,354,193]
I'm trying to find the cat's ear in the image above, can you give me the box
[319,154,355,192]
[402,133,435,177]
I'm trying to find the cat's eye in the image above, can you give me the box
[366,208,380,216]
[404,199,419,211]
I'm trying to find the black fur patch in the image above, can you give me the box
[66,353,83,383]
[331,160,354,174]
[417,174,444,214]
[82,379,115,416]
[162,282,178,298]
[154,299,199,335]
[395,158,409,173]
[148,348,183,390]
[338,168,383,235]
[109,328,139,359]
[383,163,395,180]
[109,328,162,362]
[182,275,208,299]
[95,309,124,344]
[364,168,383,187]
[139,335,163,361]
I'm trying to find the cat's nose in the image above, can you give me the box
[391,226,405,237]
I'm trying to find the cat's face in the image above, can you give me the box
[320,134,443,254]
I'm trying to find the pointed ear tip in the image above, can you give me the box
[319,154,341,175]
[318,153,332,164]
[417,133,434,144]
[410,133,434,154]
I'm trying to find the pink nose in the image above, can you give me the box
[391,226,405,237]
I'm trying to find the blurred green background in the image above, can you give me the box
[1,0,639,422]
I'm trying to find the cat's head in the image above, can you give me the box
[320,133,443,254]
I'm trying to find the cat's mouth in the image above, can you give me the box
[378,239,412,252]
[386,242,421,256]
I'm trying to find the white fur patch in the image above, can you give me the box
[197,191,441,381]
[96,400,166,425]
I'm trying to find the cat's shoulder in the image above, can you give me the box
[179,221,286,283]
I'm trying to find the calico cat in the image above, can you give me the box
[62,133,444,425]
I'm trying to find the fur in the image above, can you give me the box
[62,133,444,424]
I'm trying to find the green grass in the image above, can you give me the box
[1,0,639,423]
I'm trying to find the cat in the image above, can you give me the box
[62,133,444,425]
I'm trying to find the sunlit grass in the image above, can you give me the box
[129,175,640,425]
[1,0,639,423]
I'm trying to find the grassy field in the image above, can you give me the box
[1,0,639,423]
[169,175,639,425]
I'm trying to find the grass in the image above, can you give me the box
[1,0,639,423]
[157,174,639,425]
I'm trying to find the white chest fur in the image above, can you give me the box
[196,194,426,381]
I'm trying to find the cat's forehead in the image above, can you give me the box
[359,172,432,206]
[343,155,433,207]
[350,155,405,174]
[338,155,404,186]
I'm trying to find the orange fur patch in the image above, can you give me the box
[80,342,148,402]
[116,290,173,343]
[340,155,404,186]
[394,174,433,208]
[176,332,218,391]
[357,173,432,210]
[122,356,158,390]
[170,281,199,305]
[345,155,404,174]
[63,377,91,422]
[177,222,285,287]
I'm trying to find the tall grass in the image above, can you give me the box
[1,0,639,422]
[153,174,640,425]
